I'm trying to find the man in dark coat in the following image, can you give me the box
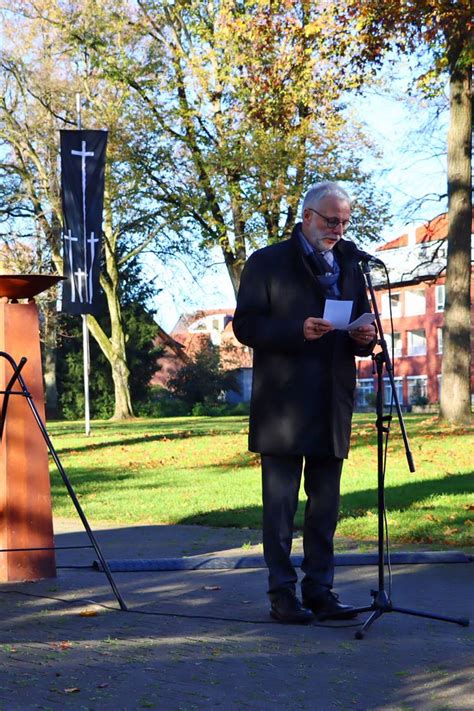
[233,182,376,624]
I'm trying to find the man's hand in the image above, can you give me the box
[348,324,376,346]
[304,317,334,340]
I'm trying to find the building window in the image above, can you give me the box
[405,289,426,316]
[407,376,428,405]
[382,292,401,318]
[383,377,404,405]
[407,329,426,356]
[437,327,443,354]
[386,331,402,357]
[191,321,206,331]
[356,379,375,407]
[437,374,442,402]
[435,285,445,312]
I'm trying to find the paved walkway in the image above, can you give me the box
[0,519,472,710]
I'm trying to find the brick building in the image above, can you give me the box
[355,212,474,408]
[151,308,252,402]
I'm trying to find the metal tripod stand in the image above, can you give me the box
[0,350,127,611]
[343,263,469,639]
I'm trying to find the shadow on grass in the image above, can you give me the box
[49,467,176,500]
[338,471,474,515]
[47,416,248,454]
[50,459,473,514]
[49,416,245,433]
[175,471,474,543]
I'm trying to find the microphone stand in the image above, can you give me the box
[344,261,469,639]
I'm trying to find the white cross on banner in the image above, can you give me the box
[60,130,108,315]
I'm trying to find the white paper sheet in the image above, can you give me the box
[323,300,353,329]
[324,299,375,330]
[346,312,376,330]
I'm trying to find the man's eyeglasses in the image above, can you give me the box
[306,207,351,231]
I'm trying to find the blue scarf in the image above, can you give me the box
[298,228,341,298]
[307,250,341,299]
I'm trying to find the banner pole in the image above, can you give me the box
[82,314,91,437]
[76,93,91,437]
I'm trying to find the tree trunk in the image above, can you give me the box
[42,301,59,420]
[87,302,135,421]
[84,194,135,421]
[107,292,134,420]
[109,348,134,421]
[440,65,472,424]
[225,250,245,298]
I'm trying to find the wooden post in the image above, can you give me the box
[0,300,56,581]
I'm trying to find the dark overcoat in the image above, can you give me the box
[232,226,374,459]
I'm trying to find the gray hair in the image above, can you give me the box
[302,182,351,212]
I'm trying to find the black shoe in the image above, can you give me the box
[303,590,358,620]
[270,590,314,625]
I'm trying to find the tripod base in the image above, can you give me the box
[0,349,127,611]
[350,590,469,640]
[351,267,470,642]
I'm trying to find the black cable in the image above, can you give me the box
[0,588,364,628]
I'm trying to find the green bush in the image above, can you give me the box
[58,347,115,420]
[190,400,250,417]
[168,343,240,406]
[230,401,250,416]
[191,400,225,417]
[366,392,378,408]
[135,396,190,417]
[413,394,429,407]
[134,397,249,418]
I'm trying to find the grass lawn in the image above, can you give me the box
[47,414,474,548]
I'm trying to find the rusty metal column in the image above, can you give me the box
[0,300,56,581]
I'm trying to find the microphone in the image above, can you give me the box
[344,241,385,267]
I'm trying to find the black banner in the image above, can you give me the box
[60,130,107,315]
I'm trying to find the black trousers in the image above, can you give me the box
[261,454,343,599]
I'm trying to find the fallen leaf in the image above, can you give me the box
[79,610,98,617]
[97,682,109,689]
[203,585,221,591]
[443,527,459,536]
[64,687,80,694]
[51,641,72,650]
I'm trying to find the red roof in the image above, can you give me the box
[377,210,474,252]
